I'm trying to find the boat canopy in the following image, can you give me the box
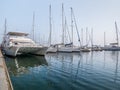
[7,32,28,36]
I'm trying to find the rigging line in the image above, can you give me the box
[116,23,120,44]
[71,7,81,46]
[65,16,72,43]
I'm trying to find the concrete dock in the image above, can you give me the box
[0,49,13,90]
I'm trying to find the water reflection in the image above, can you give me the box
[5,55,48,76]
[5,52,120,90]
[110,51,119,83]
[45,52,120,90]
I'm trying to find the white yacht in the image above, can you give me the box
[1,32,48,56]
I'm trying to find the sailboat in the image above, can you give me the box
[79,27,90,52]
[69,7,81,52]
[90,28,102,51]
[103,21,120,51]
[46,5,57,53]
[57,4,73,53]
[70,7,90,52]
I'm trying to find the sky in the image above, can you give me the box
[0,0,120,46]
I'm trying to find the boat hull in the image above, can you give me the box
[103,47,120,51]
[46,47,57,53]
[3,46,48,57]
[72,47,80,52]
[3,46,19,56]
[30,46,48,56]
[58,46,72,53]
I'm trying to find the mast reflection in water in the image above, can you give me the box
[5,52,120,90]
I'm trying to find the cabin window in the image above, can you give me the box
[14,42,18,45]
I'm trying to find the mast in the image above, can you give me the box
[104,32,106,47]
[32,12,35,41]
[65,16,72,43]
[71,7,81,46]
[91,28,93,48]
[115,21,119,46]
[71,7,73,46]
[86,27,88,46]
[62,3,64,44]
[64,16,67,44]
[49,5,52,46]
[81,28,83,46]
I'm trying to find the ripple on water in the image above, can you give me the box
[5,52,120,90]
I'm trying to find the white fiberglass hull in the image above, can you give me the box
[3,46,19,56]
[58,46,72,53]
[72,47,81,52]
[3,46,48,57]
[46,47,57,53]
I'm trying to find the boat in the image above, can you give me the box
[90,28,102,51]
[46,5,57,53]
[57,4,73,53]
[72,46,81,52]
[80,46,90,52]
[70,7,81,53]
[80,27,90,52]
[103,43,120,51]
[91,45,102,51]
[57,43,73,53]
[103,22,120,51]
[47,45,57,53]
[1,32,48,56]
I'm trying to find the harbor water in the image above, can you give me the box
[5,51,120,90]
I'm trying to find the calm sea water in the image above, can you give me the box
[5,51,120,90]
